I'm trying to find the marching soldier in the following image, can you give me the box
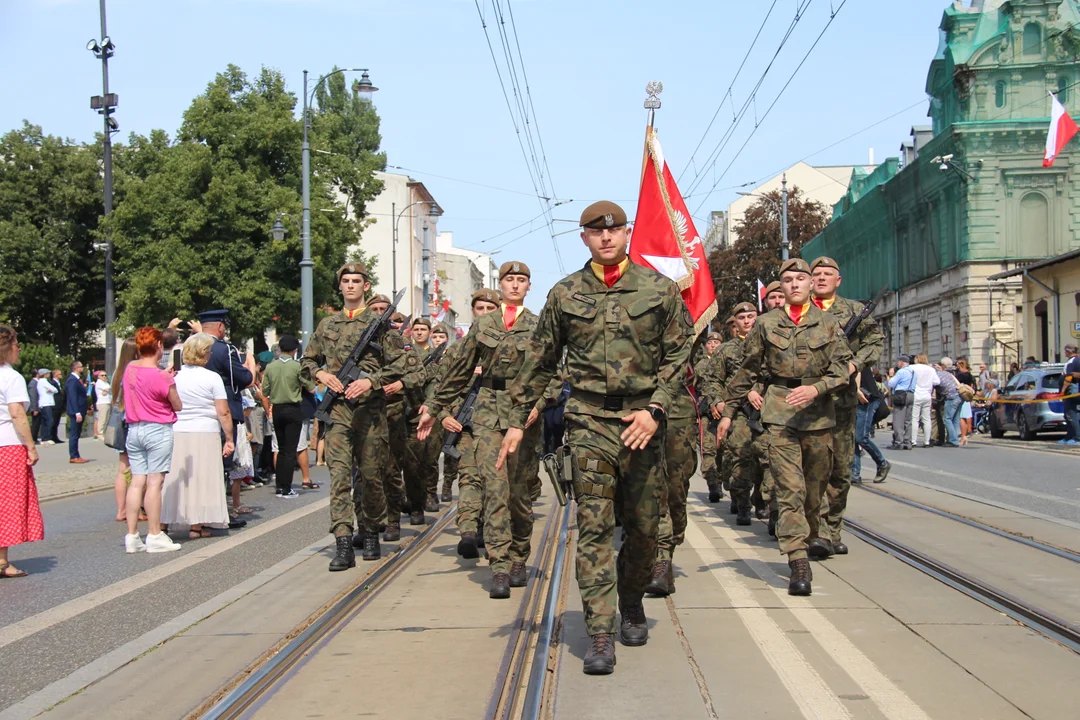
[719,258,852,596]
[809,257,885,557]
[498,201,694,675]
[697,332,723,503]
[301,264,406,570]
[715,302,762,526]
[756,280,787,534]
[420,263,542,600]
[371,305,416,543]
[428,325,458,502]
[406,318,444,513]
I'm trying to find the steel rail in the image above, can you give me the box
[200,505,458,720]
[853,483,1080,564]
[845,519,1080,655]
[484,499,571,720]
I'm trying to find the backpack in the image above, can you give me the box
[956,383,975,402]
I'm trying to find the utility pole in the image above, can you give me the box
[422,221,431,319]
[88,0,118,374]
[300,70,314,350]
[781,173,790,262]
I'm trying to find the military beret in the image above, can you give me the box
[707,332,722,342]
[809,256,840,272]
[765,280,783,296]
[278,335,300,353]
[579,200,627,229]
[471,288,501,307]
[412,317,431,329]
[369,294,391,306]
[336,262,369,284]
[731,302,757,316]
[498,261,531,280]
[431,324,450,335]
[390,312,406,324]
[256,350,275,364]
[725,316,736,326]
[779,258,812,276]
[197,309,229,324]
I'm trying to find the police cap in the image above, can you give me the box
[498,261,531,280]
[412,317,432,329]
[198,309,229,325]
[579,201,627,229]
[779,258,812,276]
[471,288,501,307]
[731,302,757,316]
[336,262,369,284]
[765,280,783,296]
[809,256,840,273]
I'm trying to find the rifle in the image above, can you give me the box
[441,374,483,460]
[542,435,576,507]
[423,342,446,368]
[314,287,406,425]
[843,285,890,339]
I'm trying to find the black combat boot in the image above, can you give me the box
[352,531,365,549]
[583,633,616,675]
[736,505,752,526]
[708,483,722,503]
[476,524,486,549]
[490,571,511,599]
[755,505,769,520]
[424,494,440,513]
[362,534,380,561]
[768,507,778,538]
[788,558,812,596]
[619,599,649,646]
[645,559,672,597]
[409,510,425,526]
[382,521,400,542]
[875,461,891,483]
[666,561,675,594]
[329,535,356,572]
[832,541,849,555]
[440,483,452,503]
[729,499,738,515]
[807,537,833,560]
[509,561,528,587]
[457,531,479,559]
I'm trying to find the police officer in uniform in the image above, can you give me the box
[301,263,407,570]
[809,257,884,557]
[499,201,694,675]
[719,258,852,595]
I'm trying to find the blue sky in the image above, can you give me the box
[3,0,954,310]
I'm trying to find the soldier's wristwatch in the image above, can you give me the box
[647,405,665,423]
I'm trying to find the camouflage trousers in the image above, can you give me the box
[377,401,410,520]
[764,424,832,561]
[719,440,734,491]
[567,412,663,637]
[700,419,718,487]
[657,417,696,560]
[454,429,484,534]
[822,405,855,544]
[753,432,773,506]
[517,421,543,500]
[442,454,459,495]
[474,424,534,574]
[729,414,763,511]
[326,403,390,537]
[412,423,443,500]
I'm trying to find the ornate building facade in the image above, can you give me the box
[802,0,1080,374]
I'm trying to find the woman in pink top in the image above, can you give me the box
[122,327,183,554]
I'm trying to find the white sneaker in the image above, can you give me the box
[145,532,182,553]
[125,533,146,554]
[277,490,299,499]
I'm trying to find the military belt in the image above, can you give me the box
[573,390,653,412]
[573,481,616,499]
[577,456,617,476]
[770,377,821,389]
[480,378,507,391]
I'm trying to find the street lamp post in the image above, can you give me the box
[87,0,119,374]
[737,173,790,261]
[392,200,440,298]
[300,68,376,348]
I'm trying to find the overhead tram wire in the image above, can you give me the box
[682,0,817,199]
[677,0,780,185]
[691,0,850,215]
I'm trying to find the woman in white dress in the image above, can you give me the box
[161,334,235,538]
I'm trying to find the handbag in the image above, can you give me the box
[892,389,908,408]
[104,406,127,450]
[873,399,891,425]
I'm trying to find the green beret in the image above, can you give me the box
[809,256,840,272]
[579,200,627,229]
[471,289,501,307]
[336,262,368,283]
[412,318,432,329]
[765,280,783,296]
[499,261,531,280]
[431,324,450,336]
[369,294,391,306]
[731,302,757,316]
[779,258,811,276]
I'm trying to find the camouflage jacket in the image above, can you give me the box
[722,305,853,431]
[818,295,884,408]
[430,308,540,432]
[508,261,695,426]
[300,308,412,421]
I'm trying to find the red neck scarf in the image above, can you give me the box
[503,304,520,331]
[786,303,809,325]
[590,257,630,288]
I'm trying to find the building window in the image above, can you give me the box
[995,80,1007,108]
[1023,23,1041,55]
[1059,76,1070,104]
[953,311,962,355]
[904,326,910,354]
[921,322,929,354]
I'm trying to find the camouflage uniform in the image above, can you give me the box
[693,353,719,491]
[302,309,410,537]
[509,262,694,636]
[816,295,883,545]
[656,380,697,561]
[429,309,542,576]
[722,305,852,561]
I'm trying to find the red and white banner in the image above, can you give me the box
[756,279,766,312]
[631,129,718,335]
[1044,91,1078,167]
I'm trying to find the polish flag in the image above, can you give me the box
[631,129,718,334]
[1044,92,1078,168]
[756,279,766,312]
[433,298,451,324]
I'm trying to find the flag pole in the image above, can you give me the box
[641,81,663,189]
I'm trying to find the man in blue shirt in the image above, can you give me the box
[887,355,916,450]
[65,361,89,463]
[1062,344,1080,444]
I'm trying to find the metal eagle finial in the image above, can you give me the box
[644,81,663,110]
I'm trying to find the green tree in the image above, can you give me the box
[14,344,74,381]
[707,186,829,320]
[0,123,106,354]
[108,65,378,341]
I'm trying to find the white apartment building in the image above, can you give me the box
[436,231,499,332]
